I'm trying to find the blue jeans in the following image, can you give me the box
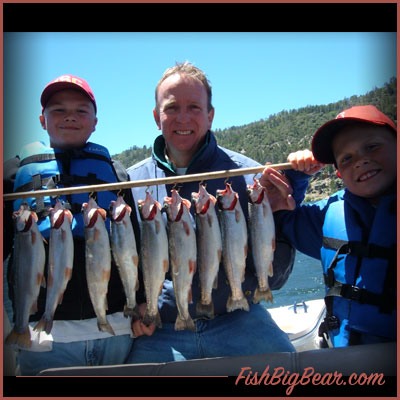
[18,335,134,376]
[127,304,295,364]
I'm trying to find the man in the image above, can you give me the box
[126,62,300,363]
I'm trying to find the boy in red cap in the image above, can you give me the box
[261,105,396,348]
[3,75,140,375]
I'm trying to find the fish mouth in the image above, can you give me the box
[357,169,380,182]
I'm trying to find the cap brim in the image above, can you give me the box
[41,82,96,112]
[311,117,391,164]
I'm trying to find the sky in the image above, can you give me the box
[3,31,397,162]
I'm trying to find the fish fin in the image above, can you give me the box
[30,299,39,314]
[262,203,269,218]
[31,231,37,245]
[58,291,65,305]
[235,209,241,223]
[213,275,218,289]
[155,219,160,234]
[207,214,213,228]
[65,267,73,281]
[188,287,193,304]
[253,287,273,304]
[241,267,246,282]
[182,221,191,236]
[163,259,169,273]
[143,310,162,328]
[135,278,140,291]
[174,315,195,331]
[98,319,115,335]
[227,296,249,312]
[244,245,248,258]
[272,237,276,251]
[217,249,222,263]
[132,254,139,267]
[196,301,215,319]
[124,304,140,319]
[38,273,46,288]
[34,317,54,334]
[5,328,32,348]
[188,259,196,275]
[268,262,274,277]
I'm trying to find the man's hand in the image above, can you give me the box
[131,303,156,337]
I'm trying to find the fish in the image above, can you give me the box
[34,200,74,334]
[137,190,169,328]
[109,195,140,319]
[82,197,115,335]
[164,190,196,331]
[247,177,275,304]
[191,183,222,319]
[5,203,46,348]
[216,182,250,312]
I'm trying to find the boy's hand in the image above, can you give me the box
[287,149,324,175]
[131,303,156,337]
[260,166,296,212]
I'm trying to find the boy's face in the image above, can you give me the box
[40,89,97,149]
[333,122,396,205]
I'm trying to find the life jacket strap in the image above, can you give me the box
[323,279,396,312]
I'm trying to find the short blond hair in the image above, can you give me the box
[155,61,213,112]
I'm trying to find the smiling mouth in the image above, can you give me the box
[175,130,193,136]
[358,169,380,182]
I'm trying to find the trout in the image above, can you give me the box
[138,191,169,328]
[110,195,139,319]
[191,183,222,319]
[164,190,196,331]
[5,204,46,348]
[216,183,250,312]
[248,177,275,304]
[82,197,115,335]
[34,200,74,334]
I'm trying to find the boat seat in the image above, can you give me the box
[37,341,396,376]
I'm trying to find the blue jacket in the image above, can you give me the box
[7,141,140,321]
[127,131,300,323]
[276,177,396,346]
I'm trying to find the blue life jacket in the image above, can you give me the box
[13,141,118,239]
[320,192,396,347]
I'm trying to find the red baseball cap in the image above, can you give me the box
[41,74,97,114]
[312,105,397,164]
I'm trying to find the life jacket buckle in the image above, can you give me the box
[340,284,362,302]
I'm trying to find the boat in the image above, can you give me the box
[4,298,395,379]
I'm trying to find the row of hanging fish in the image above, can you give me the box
[138,178,275,332]
[5,177,275,347]
[5,195,139,348]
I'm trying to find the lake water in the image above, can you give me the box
[264,251,325,309]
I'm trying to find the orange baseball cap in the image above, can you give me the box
[41,74,97,114]
[311,105,396,164]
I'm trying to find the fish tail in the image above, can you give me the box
[33,317,54,334]
[227,296,250,312]
[174,315,196,331]
[196,301,215,319]
[97,319,116,336]
[123,304,140,319]
[143,310,162,328]
[253,287,273,304]
[5,328,32,348]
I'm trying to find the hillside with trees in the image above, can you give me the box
[113,77,396,201]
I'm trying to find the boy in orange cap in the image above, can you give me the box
[261,105,396,348]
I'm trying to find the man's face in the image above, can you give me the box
[40,89,97,149]
[333,123,397,204]
[154,73,214,165]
